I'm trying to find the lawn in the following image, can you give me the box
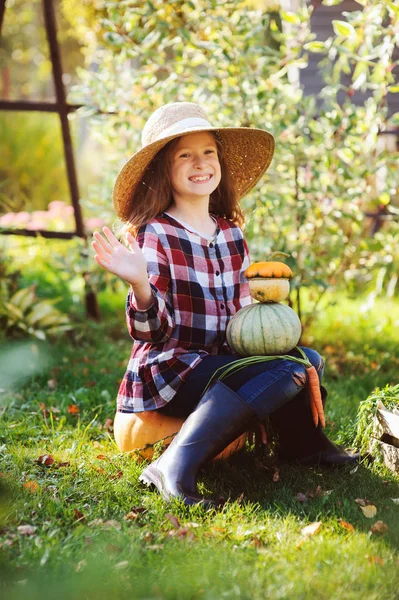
[1,293,399,600]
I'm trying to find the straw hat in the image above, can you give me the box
[113,102,275,222]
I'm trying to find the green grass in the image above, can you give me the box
[1,294,399,599]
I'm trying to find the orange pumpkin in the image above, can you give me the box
[114,411,246,461]
[244,261,293,280]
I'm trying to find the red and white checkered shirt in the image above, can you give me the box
[117,212,252,412]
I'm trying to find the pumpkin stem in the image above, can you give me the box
[267,251,290,261]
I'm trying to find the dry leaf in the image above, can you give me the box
[109,470,123,480]
[165,513,180,529]
[47,379,57,390]
[84,381,96,388]
[368,555,384,565]
[273,467,280,483]
[296,492,307,503]
[104,418,114,432]
[93,441,102,449]
[96,455,109,461]
[73,509,85,522]
[36,454,55,466]
[355,498,367,506]
[360,504,377,518]
[115,561,129,569]
[370,520,388,535]
[96,467,107,475]
[17,525,37,536]
[301,521,322,537]
[237,492,245,504]
[124,511,139,521]
[103,520,121,531]
[75,559,87,572]
[339,519,355,532]
[58,462,70,468]
[68,404,79,415]
[23,481,39,493]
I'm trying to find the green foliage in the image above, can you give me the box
[1,305,399,599]
[0,113,69,213]
[65,0,399,327]
[354,384,399,456]
[0,277,72,341]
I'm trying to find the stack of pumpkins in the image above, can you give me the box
[227,252,301,356]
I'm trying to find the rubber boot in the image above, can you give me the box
[270,386,360,466]
[139,380,256,506]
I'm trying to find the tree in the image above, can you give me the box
[70,0,399,326]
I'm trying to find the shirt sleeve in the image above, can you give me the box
[126,225,175,343]
[239,237,252,308]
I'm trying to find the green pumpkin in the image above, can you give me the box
[226,303,301,356]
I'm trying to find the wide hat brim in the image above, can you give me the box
[113,125,275,222]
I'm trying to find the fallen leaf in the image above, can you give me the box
[35,454,55,466]
[93,441,102,449]
[58,462,70,468]
[103,520,121,531]
[23,481,39,493]
[124,511,139,521]
[339,519,355,532]
[273,467,280,483]
[104,418,114,432]
[306,485,324,499]
[165,513,180,529]
[168,527,195,541]
[109,470,123,480]
[182,522,200,528]
[391,498,399,505]
[75,559,87,572]
[84,381,96,388]
[17,525,37,536]
[355,498,367,507]
[115,561,129,569]
[367,555,384,565]
[370,520,388,535]
[360,504,377,518]
[47,379,57,390]
[68,404,79,415]
[301,521,322,537]
[237,492,245,504]
[296,492,307,503]
[96,454,109,461]
[88,519,103,527]
[73,509,85,522]
[96,467,107,475]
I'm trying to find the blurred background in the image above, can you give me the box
[0,0,398,354]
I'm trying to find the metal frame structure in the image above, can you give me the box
[0,0,99,317]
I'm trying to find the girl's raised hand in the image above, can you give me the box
[92,227,148,288]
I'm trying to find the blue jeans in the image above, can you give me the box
[159,347,323,421]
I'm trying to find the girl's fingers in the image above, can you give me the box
[92,239,110,257]
[102,226,121,248]
[93,232,112,255]
[93,253,110,269]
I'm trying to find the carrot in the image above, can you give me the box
[307,365,325,428]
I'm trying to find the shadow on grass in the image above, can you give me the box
[201,448,399,548]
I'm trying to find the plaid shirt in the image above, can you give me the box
[117,212,251,412]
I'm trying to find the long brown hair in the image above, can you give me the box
[124,133,245,237]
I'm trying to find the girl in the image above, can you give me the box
[92,102,358,507]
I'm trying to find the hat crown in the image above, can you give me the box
[141,102,210,147]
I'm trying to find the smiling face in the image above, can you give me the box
[169,132,222,204]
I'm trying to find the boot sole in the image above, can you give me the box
[139,465,215,508]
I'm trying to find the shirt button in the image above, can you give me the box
[220,303,225,309]
[215,270,220,276]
